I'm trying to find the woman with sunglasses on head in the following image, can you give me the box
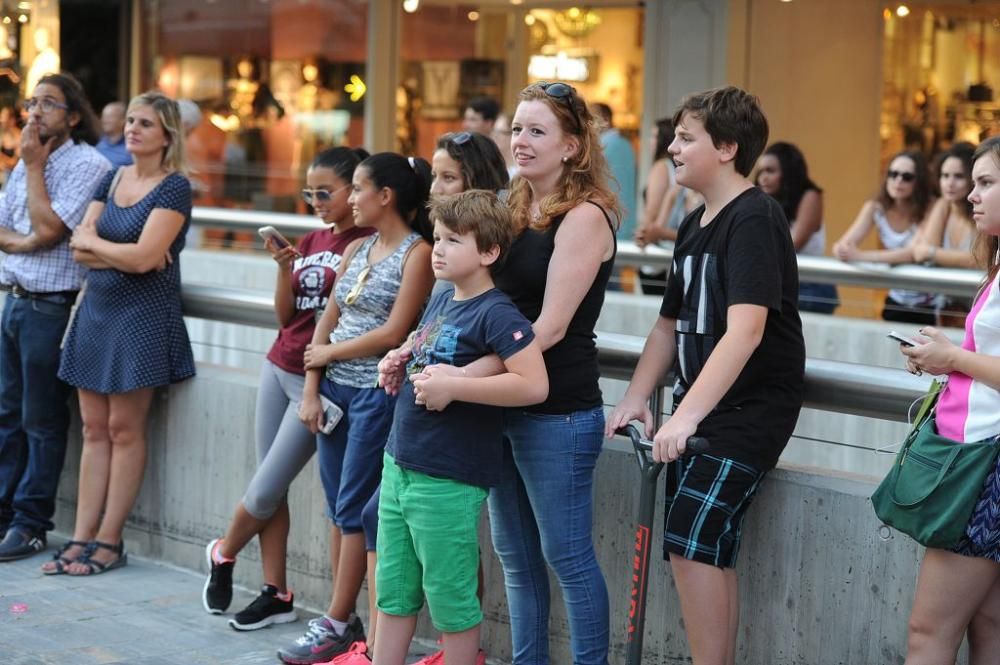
[200,147,373,631]
[832,150,935,324]
[416,81,619,665]
[911,142,979,327]
[275,152,434,665]
[755,141,839,314]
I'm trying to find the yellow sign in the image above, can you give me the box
[345,75,367,103]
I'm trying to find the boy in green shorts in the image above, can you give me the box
[373,190,548,665]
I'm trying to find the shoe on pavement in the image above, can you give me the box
[320,640,371,664]
[202,538,234,614]
[0,528,45,562]
[410,648,486,665]
[229,584,297,631]
[277,614,365,664]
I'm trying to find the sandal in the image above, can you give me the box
[41,540,91,576]
[66,540,128,576]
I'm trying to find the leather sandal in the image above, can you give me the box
[41,540,91,576]
[66,540,128,576]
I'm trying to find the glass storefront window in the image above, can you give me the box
[140,0,368,215]
[881,6,1000,165]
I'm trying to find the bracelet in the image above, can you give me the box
[927,245,937,263]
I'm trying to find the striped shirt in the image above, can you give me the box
[327,232,423,388]
[0,139,111,292]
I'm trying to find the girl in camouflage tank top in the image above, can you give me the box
[293,153,433,654]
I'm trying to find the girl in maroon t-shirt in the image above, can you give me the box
[199,147,374,631]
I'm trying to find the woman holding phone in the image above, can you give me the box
[201,147,373,631]
[899,136,1000,664]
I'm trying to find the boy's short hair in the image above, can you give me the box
[672,86,769,177]
[429,189,515,259]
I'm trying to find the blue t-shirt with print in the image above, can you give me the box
[386,286,534,488]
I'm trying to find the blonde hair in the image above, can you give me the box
[127,91,186,174]
[506,83,621,232]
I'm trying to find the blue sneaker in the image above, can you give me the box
[277,614,364,664]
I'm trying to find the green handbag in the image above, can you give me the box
[872,381,1000,549]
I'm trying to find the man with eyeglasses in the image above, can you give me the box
[0,72,110,562]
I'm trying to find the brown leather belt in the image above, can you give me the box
[0,283,78,302]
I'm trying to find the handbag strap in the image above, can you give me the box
[889,425,962,507]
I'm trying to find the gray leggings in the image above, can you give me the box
[242,360,317,519]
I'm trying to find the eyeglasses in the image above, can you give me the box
[887,170,916,183]
[344,263,372,306]
[23,97,69,114]
[449,131,473,146]
[301,184,350,205]
[537,81,582,134]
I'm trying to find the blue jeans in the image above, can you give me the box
[488,406,609,665]
[316,378,395,534]
[0,295,73,535]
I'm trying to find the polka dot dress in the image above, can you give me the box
[59,170,196,394]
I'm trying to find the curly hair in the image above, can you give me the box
[506,82,621,232]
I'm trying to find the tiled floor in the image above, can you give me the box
[0,542,436,665]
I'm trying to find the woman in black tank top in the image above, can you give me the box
[487,82,620,665]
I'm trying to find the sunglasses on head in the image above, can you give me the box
[537,81,582,134]
[449,131,473,146]
[301,183,351,205]
[887,170,916,183]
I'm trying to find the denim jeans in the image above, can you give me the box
[488,405,609,665]
[0,295,73,535]
[316,378,395,534]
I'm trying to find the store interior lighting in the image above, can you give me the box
[896,4,910,18]
[402,0,419,14]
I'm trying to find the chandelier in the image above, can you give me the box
[553,7,601,39]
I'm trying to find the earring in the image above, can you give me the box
[561,156,568,163]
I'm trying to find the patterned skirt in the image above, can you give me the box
[953,456,1000,561]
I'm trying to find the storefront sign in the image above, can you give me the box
[528,53,590,82]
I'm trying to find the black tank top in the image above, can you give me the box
[493,202,616,414]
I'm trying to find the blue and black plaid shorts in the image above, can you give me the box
[663,454,765,568]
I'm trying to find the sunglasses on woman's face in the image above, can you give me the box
[537,81,582,134]
[887,170,916,183]
[301,184,350,205]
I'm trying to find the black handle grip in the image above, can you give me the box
[615,425,710,458]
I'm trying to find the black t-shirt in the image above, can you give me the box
[386,287,534,488]
[492,203,615,414]
[660,187,805,470]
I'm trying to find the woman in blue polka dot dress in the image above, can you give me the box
[43,91,194,576]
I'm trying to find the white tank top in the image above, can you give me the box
[872,205,928,307]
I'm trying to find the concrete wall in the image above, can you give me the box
[53,363,961,664]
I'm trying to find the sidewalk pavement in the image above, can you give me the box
[0,540,437,665]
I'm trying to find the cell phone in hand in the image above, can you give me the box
[258,225,292,250]
[319,395,343,435]
[887,331,918,347]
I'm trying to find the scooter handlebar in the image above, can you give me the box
[615,424,710,458]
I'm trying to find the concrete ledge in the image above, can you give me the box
[52,363,950,664]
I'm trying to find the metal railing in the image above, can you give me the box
[190,207,984,299]
[182,283,931,425]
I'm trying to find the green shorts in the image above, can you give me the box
[375,454,487,632]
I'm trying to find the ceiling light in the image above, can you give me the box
[402,0,419,13]
[524,13,535,26]
[468,10,479,21]
[896,4,910,17]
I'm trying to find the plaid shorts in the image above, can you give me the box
[663,454,766,568]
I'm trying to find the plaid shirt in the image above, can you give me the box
[0,139,110,292]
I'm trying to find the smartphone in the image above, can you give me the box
[258,225,292,250]
[887,331,918,347]
[318,395,343,435]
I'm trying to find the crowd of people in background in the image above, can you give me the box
[1,69,999,665]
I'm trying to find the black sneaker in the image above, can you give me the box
[202,538,234,614]
[0,528,45,562]
[229,584,297,631]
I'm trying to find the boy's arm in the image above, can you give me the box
[411,339,548,410]
[605,315,678,439]
[652,304,766,463]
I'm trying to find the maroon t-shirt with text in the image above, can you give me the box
[266,225,374,375]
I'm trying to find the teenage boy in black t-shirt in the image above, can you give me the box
[373,190,548,665]
[607,87,805,665]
